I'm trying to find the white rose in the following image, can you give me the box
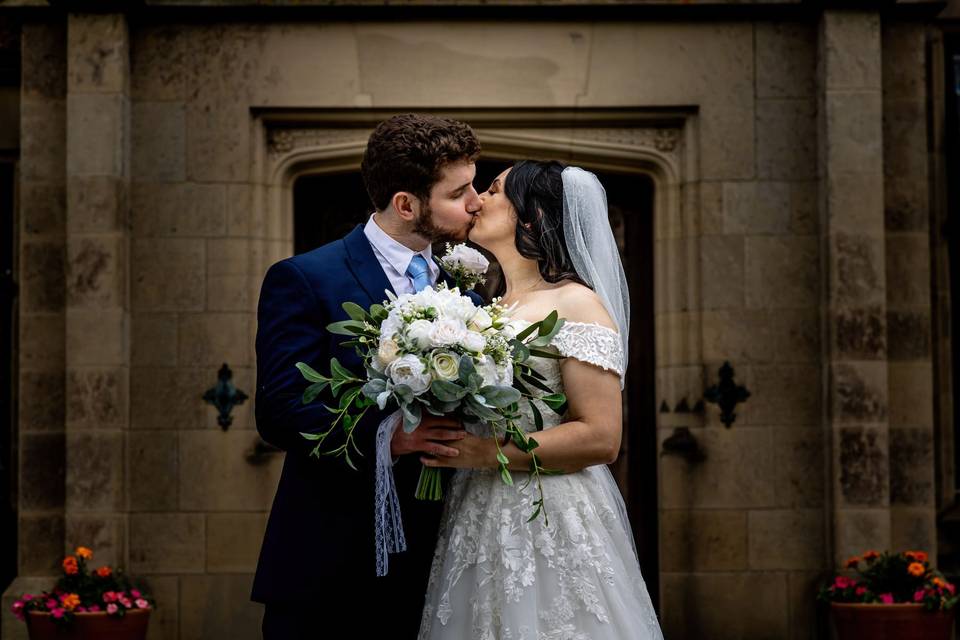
[469,307,493,332]
[475,355,500,388]
[379,310,403,342]
[461,330,487,353]
[373,338,400,372]
[428,317,467,348]
[446,244,490,273]
[406,319,434,351]
[429,351,460,382]
[386,354,431,396]
[496,362,514,387]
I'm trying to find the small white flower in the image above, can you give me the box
[443,244,489,274]
[462,330,487,353]
[428,317,467,348]
[406,319,434,350]
[386,354,431,395]
[469,307,493,332]
[475,355,500,388]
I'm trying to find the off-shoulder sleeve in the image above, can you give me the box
[551,321,624,377]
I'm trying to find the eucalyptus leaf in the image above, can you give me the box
[541,393,567,412]
[342,301,371,323]
[295,361,328,383]
[510,340,530,363]
[500,467,514,486]
[326,320,365,336]
[401,402,422,433]
[458,357,477,385]
[514,321,540,341]
[528,347,563,359]
[431,379,468,402]
[538,310,558,336]
[302,381,328,404]
[300,431,324,441]
[361,378,387,399]
[496,450,510,466]
[479,385,521,408]
[330,358,354,381]
[464,394,502,421]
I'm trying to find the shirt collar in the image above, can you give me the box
[363,214,437,279]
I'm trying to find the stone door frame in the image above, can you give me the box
[249,107,706,601]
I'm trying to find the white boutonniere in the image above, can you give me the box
[437,243,489,291]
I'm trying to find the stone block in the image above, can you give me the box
[207,275,253,312]
[886,233,930,308]
[131,182,226,237]
[745,236,819,309]
[21,432,65,511]
[22,241,65,313]
[748,509,824,570]
[660,509,747,572]
[132,313,179,367]
[885,174,928,232]
[206,513,268,573]
[700,236,743,311]
[834,508,890,566]
[886,309,930,361]
[179,431,282,511]
[790,181,818,235]
[753,181,793,234]
[654,236,697,315]
[21,23,67,100]
[227,183,257,237]
[131,238,205,312]
[66,176,127,234]
[661,571,788,640]
[883,98,926,180]
[186,100,251,183]
[881,22,925,99]
[19,514,65,575]
[20,97,66,183]
[830,306,886,360]
[889,428,934,506]
[66,235,126,309]
[787,571,822,640]
[828,234,885,307]
[699,102,755,182]
[772,427,825,509]
[177,313,251,368]
[749,365,821,426]
[19,370,65,432]
[823,90,883,176]
[129,431,178,512]
[179,574,262,640]
[67,13,129,94]
[756,22,816,99]
[888,362,933,428]
[66,93,128,177]
[756,98,817,180]
[131,26,189,102]
[66,309,128,366]
[835,426,889,507]
[66,367,128,429]
[21,181,66,236]
[142,576,178,640]
[132,101,186,182]
[207,238,252,277]
[131,365,252,431]
[699,181,723,236]
[825,171,884,236]
[129,513,205,574]
[65,514,126,569]
[822,12,881,90]
[65,431,125,512]
[702,308,820,364]
[19,314,65,373]
[890,506,936,553]
[660,427,775,509]
[655,312,700,368]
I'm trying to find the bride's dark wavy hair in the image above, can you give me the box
[504,160,586,286]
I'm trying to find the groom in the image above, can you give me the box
[252,114,484,638]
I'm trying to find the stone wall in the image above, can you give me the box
[1,9,944,640]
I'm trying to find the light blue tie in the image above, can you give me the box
[406,254,432,292]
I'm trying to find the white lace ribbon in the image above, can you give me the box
[374,409,407,576]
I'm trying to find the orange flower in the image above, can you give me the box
[95,566,112,578]
[863,550,880,562]
[844,556,860,569]
[74,547,93,560]
[62,556,78,575]
[60,593,80,611]
[908,562,926,577]
[933,577,947,588]
[904,550,929,563]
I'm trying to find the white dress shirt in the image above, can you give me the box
[363,214,440,295]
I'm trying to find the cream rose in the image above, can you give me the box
[469,307,493,332]
[406,319,434,350]
[374,338,400,371]
[386,354,431,395]
[461,330,486,353]
[430,352,460,382]
[428,317,467,347]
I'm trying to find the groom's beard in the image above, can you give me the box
[413,203,472,243]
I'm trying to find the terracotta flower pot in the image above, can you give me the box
[830,602,955,640]
[26,609,150,640]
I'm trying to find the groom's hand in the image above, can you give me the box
[390,415,465,458]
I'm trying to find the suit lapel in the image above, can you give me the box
[342,224,396,306]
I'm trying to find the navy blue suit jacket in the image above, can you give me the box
[251,225,481,618]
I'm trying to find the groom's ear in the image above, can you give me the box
[391,191,420,222]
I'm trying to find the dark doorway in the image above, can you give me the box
[294,159,659,608]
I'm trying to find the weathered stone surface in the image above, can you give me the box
[748,509,824,570]
[66,235,126,309]
[132,313,179,367]
[772,427,825,508]
[129,514,205,574]
[20,314,65,373]
[131,26,190,102]
[131,367,208,430]
[20,97,66,183]
[882,23,925,100]
[887,309,930,361]
[67,13,129,94]
[836,426,888,507]
[65,514,126,569]
[755,22,815,99]
[745,236,819,309]
[21,181,66,236]
[66,367,128,429]
[186,100,251,183]
[886,233,930,308]
[829,234,885,307]
[65,431,125,512]
[823,91,883,176]
[131,238,205,311]
[749,365,820,426]
[19,370,65,431]
[22,241,65,313]
[889,428,934,506]
[883,98,926,181]
[207,275,252,312]
[700,236,743,311]
[131,182,226,237]
[66,309,128,366]
[661,572,788,640]
[834,508,890,566]
[226,183,257,237]
[131,101,186,182]
[890,506,936,553]
[825,171,884,236]
[21,23,67,100]
[19,514,65,575]
[888,362,933,428]
[822,12,881,90]
[179,431,282,511]
[655,311,700,368]
[66,176,127,234]
[787,571,822,640]
[177,313,251,367]
[206,513,268,573]
[831,306,886,360]
[660,509,747,572]
[756,98,817,180]
[884,174,928,232]
[66,93,128,177]
[21,433,65,511]
[142,576,178,640]
[129,431,178,512]
[179,574,262,640]
[702,308,820,364]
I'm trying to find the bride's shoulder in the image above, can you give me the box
[552,281,617,332]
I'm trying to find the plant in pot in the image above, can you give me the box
[10,546,154,640]
[818,549,958,640]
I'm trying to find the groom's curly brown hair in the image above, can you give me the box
[361,114,481,211]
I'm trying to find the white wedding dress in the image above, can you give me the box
[418,320,664,640]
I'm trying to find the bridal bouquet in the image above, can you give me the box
[296,244,565,521]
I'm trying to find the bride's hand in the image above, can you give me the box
[420,432,499,470]
[391,415,465,458]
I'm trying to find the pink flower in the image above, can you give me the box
[834,576,856,589]
[103,591,116,603]
[914,590,926,602]
[106,603,118,615]
[855,586,867,596]
[23,593,32,601]
[76,607,86,613]
[120,598,132,609]
[131,590,141,598]
[135,599,149,609]
[11,600,24,621]
[88,605,100,612]
[51,608,65,619]
[45,599,57,610]
[879,593,894,604]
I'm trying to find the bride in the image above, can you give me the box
[417,161,664,639]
